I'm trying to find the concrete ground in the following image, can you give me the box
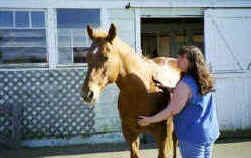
[0,138,250,158]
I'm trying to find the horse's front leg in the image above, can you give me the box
[122,123,140,158]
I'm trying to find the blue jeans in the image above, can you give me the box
[179,140,214,158]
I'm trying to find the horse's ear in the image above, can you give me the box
[106,23,116,43]
[87,24,94,40]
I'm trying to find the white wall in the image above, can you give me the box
[107,9,136,49]
[94,84,121,133]
[204,9,251,131]
[215,72,251,130]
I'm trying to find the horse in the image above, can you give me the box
[82,23,181,158]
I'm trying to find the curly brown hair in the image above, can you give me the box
[178,46,215,95]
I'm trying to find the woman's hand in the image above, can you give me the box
[137,116,153,126]
[152,76,165,88]
[152,76,172,93]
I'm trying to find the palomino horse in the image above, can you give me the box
[82,24,181,158]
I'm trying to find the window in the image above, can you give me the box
[57,9,100,65]
[0,10,47,65]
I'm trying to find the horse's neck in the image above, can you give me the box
[115,44,153,94]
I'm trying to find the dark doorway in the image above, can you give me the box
[141,18,204,58]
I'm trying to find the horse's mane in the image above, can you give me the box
[114,38,156,69]
[114,38,180,88]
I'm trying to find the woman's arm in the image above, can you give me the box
[137,81,191,126]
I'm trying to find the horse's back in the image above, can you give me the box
[152,57,176,66]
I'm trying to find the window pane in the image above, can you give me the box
[16,11,29,27]
[0,11,13,27]
[73,29,88,47]
[57,47,72,64]
[57,9,100,64]
[0,29,47,64]
[31,12,45,27]
[57,29,72,47]
[0,47,47,64]
[0,29,46,47]
[57,9,100,28]
[73,47,88,63]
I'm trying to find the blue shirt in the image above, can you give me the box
[174,75,220,145]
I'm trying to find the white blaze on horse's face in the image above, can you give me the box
[82,42,108,106]
[93,47,99,55]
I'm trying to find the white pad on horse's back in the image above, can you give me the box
[153,64,181,88]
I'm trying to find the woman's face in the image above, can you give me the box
[177,53,189,72]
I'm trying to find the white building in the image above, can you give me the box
[0,0,251,146]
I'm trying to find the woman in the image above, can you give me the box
[137,46,219,158]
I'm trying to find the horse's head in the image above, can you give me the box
[82,24,120,105]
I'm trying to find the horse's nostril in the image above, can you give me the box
[83,95,87,101]
[83,91,94,102]
[88,91,94,99]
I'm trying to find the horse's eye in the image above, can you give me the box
[104,56,109,61]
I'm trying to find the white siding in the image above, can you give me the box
[215,73,251,130]
[139,8,202,17]
[0,0,128,9]
[205,9,251,130]
[128,0,251,8]
[94,84,121,133]
[107,9,136,49]
[205,9,251,72]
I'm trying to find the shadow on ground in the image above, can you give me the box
[216,137,251,144]
[0,142,158,158]
[0,138,250,158]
